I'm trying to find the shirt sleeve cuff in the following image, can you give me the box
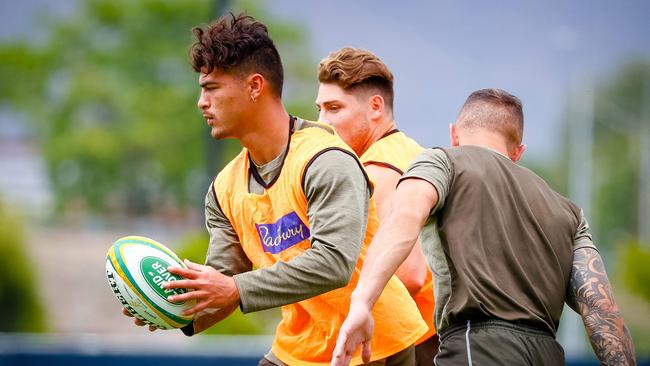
[180,321,195,337]
[398,175,444,214]
[232,273,251,313]
[574,239,598,252]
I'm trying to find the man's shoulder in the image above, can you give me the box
[290,119,355,166]
[214,148,247,186]
[413,147,451,164]
[453,147,582,215]
[443,145,488,157]
[392,130,422,148]
[295,118,336,135]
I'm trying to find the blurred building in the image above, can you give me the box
[0,110,53,217]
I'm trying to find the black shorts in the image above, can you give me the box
[258,345,415,366]
[415,334,439,366]
[435,319,565,366]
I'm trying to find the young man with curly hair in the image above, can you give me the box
[125,13,427,366]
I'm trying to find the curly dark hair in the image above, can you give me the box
[189,13,284,96]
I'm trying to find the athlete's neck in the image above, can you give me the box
[241,100,291,165]
[459,132,512,160]
[357,119,397,156]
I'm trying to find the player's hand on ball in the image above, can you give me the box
[164,259,240,316]
[107,236,195,330]
[122,308,157,332]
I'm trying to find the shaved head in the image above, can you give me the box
[456,89,524,150]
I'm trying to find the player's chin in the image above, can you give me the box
[210,127,227,140]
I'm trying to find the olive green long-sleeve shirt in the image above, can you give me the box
[204,119,371,313]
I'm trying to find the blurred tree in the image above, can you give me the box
[622,242,650,303]
[0,0,318,215]
[555,61,650,252]
[619,241,650,354]
[591,62,650,250]
[553,61,650,355]
[0,197,46,332]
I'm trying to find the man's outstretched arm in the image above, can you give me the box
[566,247,636,365]
[365,163,428,296]
[331,178,438,366]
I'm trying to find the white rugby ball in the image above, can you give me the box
[105,236,196,329]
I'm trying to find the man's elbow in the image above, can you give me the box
[397,272,425,296]
[326,255,357,290]
[319,273,352,293]
[330,274,351,290]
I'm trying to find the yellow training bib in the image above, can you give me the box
[214,121,427,365]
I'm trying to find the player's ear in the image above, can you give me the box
[368,94,384,120]
[510,143,526,162]
[449,123,460,147]
[248,73,264,102]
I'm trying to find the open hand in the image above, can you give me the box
[164,259,240,316]
[122,308,157,332]
[331,301,375,366]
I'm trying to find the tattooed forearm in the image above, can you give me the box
[566,247,636,365]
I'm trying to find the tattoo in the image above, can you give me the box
[566,248,636,365]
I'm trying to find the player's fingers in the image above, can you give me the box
[168,289,207,303]
[182,299,211,316]
[331,334,352,366]
[330,350,345,366]
[361,341,372,364]
[184,259,204,271]
[331,351,347,366]
[148,325,157,332]
[166,265,198,279]
[133,318,146,327]
[122,308,134,317]
[344,353,354,366]
[335,352,352,366]
[332,333,346,355]
[163,279,195,290]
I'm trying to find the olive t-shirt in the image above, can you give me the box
[401,146,595,335]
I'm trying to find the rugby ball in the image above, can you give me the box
[105,236,196,329]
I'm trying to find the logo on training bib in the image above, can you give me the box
[255,212,310,254]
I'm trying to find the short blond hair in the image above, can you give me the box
[318,47,394,110]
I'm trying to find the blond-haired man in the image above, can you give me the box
[316,47,438,365]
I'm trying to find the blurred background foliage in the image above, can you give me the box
[0,0,315,336]
[551,61,650,353]
[0,0,317,216]
[0,197,46,332]
[576,62,650,250]
[590,62,650,250]
[619,241,650,354]
[622,243,650,303]
[550,61,650,253]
